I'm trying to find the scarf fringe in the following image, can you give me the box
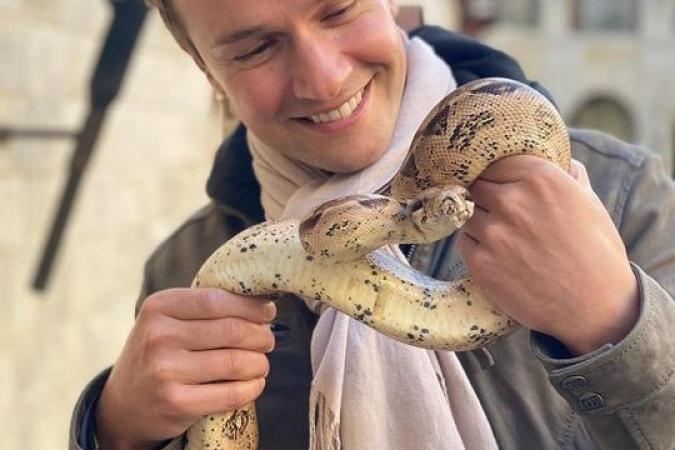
[309,389,341,450]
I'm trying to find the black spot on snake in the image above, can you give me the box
[423,104,451,136]
[470,80,521,96]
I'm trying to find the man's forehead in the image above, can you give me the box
[205,0,345,45]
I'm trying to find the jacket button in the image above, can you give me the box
[579,392,605,412]
[561,375,589,393]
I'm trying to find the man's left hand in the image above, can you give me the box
[458,155,640,355]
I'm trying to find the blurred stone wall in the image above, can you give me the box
[398,0,460,29]
[0,3,458,448]
[0,2,222,448]
[478,0,675,173]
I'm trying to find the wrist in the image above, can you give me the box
[95,384,163,450]
[555,272,640,355]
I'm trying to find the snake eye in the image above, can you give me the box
[405,198,424,215]
[299,214,321,236]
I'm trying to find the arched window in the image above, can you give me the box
[460,0,538,25]
[571,96,636,143]
[575,0,639,31]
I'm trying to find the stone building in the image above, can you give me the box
[460,0,675,175]
[1,2,672,449]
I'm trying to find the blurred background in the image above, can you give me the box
[1,0,673,448]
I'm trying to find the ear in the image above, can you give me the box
[386,0,399,17]
[204,69,227,99]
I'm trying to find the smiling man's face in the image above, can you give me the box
[172,0,407,173]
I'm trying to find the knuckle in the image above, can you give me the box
[480,221,502,245]
[200,289,225,315]
[157,383,181,413]
[465,246,491,273]
[222,385,248,410]
[139,294,164,318]
[524,163,560,192]
[148,357,175,383]
[159,384,186,414]
[222,318,243,346]
[225,350,242,375]
[143,323,173,351]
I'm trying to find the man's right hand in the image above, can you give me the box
[95,288,277,450]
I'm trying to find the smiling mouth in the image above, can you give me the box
[307,87,366,124]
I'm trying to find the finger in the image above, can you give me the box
[179,317,276,352]
[477,155,554,184]
[457,230,479,253]
[143,288,276,323]
[182,378,266,415]
[569,159,605,208]
[568,158,592,189]
[183,349,269,384]
[468,178,503,211]
[460,205,490,242]
[457,231,496,280]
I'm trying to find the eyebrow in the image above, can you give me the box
[212,0,333,47]
[215,26,267,46]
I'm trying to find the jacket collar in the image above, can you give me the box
[206,26,554,220]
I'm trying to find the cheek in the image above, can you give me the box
[337,11,403,68]
[224,70,285,126]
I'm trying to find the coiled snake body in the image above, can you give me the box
[185,78,571,449]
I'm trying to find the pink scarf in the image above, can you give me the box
[249,36,498,450]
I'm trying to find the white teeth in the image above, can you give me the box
[338,102,351,118]
[310,88,364,124]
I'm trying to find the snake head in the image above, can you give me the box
[299,194,405,263]
[408,185,474,243]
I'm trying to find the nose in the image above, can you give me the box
[290,34,351,101]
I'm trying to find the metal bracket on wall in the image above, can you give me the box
[30,0,148,292]
[0,128,78,142]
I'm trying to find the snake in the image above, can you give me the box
[184,78,571,449]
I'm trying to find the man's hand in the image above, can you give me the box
[95,288,276,450]
[459,155,639,355]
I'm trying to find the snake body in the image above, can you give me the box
[185,78,571,449]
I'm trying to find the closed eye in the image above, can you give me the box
[234,40,276,61]
[322,0,356,22]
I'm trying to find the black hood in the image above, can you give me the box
[206,26,554,221]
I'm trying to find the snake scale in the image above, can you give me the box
[185,78,571,449]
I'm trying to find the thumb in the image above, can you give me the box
[569,158,605,207]
[569,158,592,188]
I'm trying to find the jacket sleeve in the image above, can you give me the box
[532,152,675,450]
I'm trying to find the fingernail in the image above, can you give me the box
[264,301,277,321]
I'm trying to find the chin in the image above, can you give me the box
[325,147,385,174]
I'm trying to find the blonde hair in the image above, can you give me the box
[144,0,206,70]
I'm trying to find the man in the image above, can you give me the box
[71,1,675,449]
